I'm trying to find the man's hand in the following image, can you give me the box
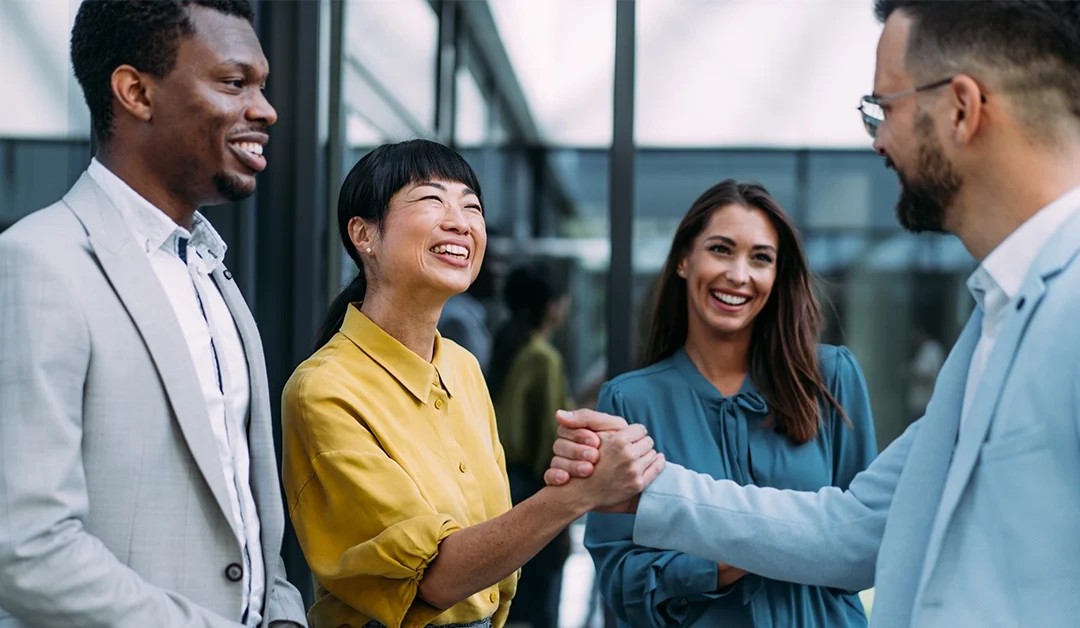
[568,423,664,513]
[717,564,748,590]
[544,409,627,486]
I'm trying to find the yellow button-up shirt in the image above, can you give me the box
[282,305,518,628]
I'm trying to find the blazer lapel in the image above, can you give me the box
[61,173,239,539]
[212,267,284,563]
[917,206,1080,598]
[870,311,979,628]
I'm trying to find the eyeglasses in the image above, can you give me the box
[858,77,953,138]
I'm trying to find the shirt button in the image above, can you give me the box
[435,399,444,410]
[224,563,243,582]
[459,462,467,473]
[489,591,498,603]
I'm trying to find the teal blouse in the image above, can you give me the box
[585,345,877,628]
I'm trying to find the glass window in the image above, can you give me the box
[342,0,438,144]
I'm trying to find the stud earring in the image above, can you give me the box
[365,247,373,255]
[677,269,686,277]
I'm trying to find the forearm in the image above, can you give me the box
[419,485,587,609]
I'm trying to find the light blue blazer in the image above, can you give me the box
[632,207,1080,627]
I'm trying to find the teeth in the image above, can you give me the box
[431,243,469,258]
[231,141,263,156]
[711,291,749,306]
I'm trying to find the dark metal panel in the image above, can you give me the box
[435,0,459,146]
[253,0,330,609]
[608,0,636,377]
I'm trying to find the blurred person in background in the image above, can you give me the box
[584,180,877,628]
[906,325,945,423]
[438,234,507,376]
[488,264,574,628]
[281,139,662,628]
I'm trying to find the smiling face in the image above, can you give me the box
[678,203,779,341]
[144,5,277,205]
[351,178,487,304]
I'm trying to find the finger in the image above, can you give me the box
[544,468,569,486]
[552,438,600,463]
[603,423,647,446]
[640,453,666,486]
[626,435,655,458]
[550,455,596,478]
[556,426,601,448]
[556,409,628,432]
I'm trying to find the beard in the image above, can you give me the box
[213,172,257,202]
[890,111,961,233]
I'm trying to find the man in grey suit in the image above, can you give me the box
[0,1,306,626]
[548,1,1080,627]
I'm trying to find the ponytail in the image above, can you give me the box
[314,272,367,350]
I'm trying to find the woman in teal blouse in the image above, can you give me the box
[585,180,877,628]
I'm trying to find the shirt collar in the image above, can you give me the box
[339,304,457,402]
[973,184,1080,305]
[87,158,228,271]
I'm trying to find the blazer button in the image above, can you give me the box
[225,563,243,582]
[489,591,498,603]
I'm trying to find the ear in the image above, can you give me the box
[348,216,375,258]
[110,65,153,123]
[948,74,986,145]
[675,255,688,278]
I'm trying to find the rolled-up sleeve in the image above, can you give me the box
[284,374,464,628]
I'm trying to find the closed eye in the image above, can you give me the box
[465,203,483,214]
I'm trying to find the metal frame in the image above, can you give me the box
[608,0,636,377]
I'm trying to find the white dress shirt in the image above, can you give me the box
[87,159,265,625]
[961,184,1080,432]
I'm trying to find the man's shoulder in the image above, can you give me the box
[0,202,91,265]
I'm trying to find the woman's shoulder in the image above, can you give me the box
[816,343,863,384]
[601,357,682,401]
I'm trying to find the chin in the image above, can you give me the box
[213,172,257,202]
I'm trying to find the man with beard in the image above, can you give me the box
[0,1,306,626]
[543,1,1080,626]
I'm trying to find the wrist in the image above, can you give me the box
[538,484,593,521]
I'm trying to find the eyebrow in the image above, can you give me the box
[219,59,267,78]
[705,234,776,253]
[414,181,479,198]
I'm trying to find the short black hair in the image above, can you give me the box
[71,0,255,144]
[874,1,1080,134]
[313,139,484,349]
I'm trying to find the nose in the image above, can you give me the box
[725,258,749,286]
[440,202,470,235]
[248,89,278,127]
[873,134,886,157]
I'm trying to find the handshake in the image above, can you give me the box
[542,408,666,514]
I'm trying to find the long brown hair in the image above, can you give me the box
[643,179,845,444]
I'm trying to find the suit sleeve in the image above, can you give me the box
[633,417,919,592]
[265,556,308,626]
[585,383,730,628]
[0,237,244,627]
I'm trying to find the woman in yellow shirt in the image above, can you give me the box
[281,139,666,628]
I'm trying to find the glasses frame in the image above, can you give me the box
[858,77,954,138]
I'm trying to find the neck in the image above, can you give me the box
[361,287,442,362]
[96,146,198,230]
[683,318,752,391]
[952,137,1080,261]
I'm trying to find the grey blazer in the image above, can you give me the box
[0,173,307,627]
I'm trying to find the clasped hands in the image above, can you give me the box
[543,408,748,590]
